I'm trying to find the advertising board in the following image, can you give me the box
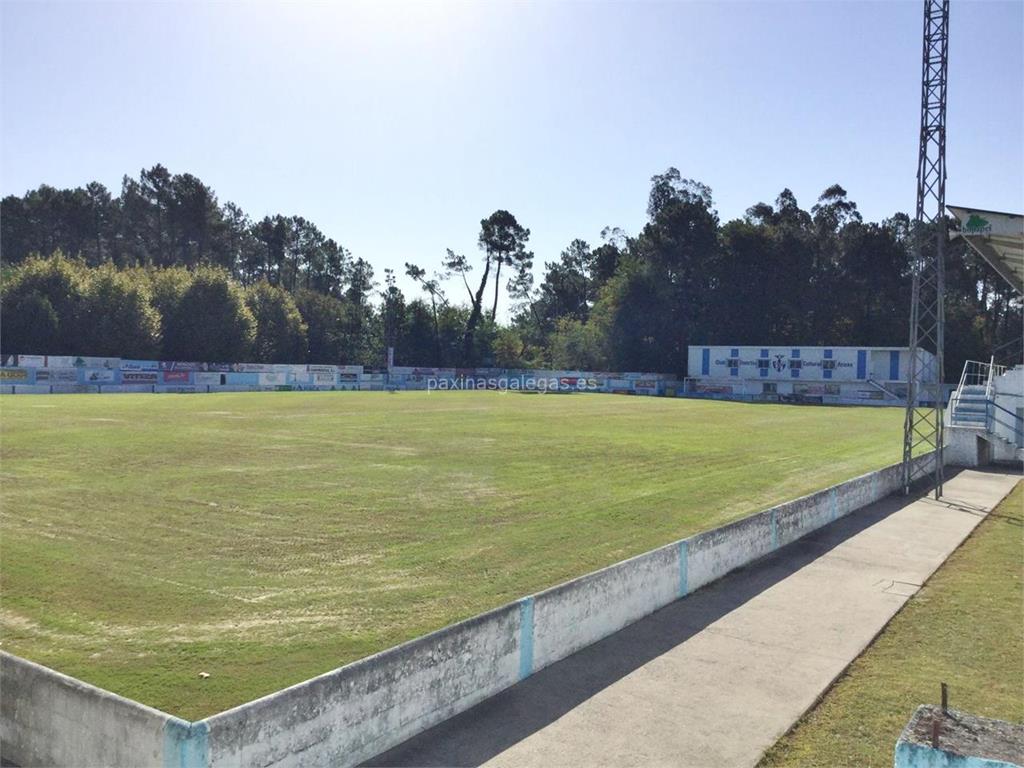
[122,371,159,384]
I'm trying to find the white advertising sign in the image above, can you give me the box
[235,363,275,373]
[83,369,115,383]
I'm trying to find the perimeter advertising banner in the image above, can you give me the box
[35,369,78,383]
[77,357,119,369]
[123,371,159,384]
[2,353,690,401]
[234,363,276,373]
[258,372,287,386]
[43,356,78,368]
[121,359,160,371]
[793,383,840,396]
[195,372,222,385]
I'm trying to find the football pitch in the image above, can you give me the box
[0,391,903,719]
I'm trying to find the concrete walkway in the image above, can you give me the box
[367,467,1020,768]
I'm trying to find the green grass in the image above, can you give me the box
[760,481,1024,768]
[0,391,903,719]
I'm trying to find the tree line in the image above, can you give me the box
[2,165,1019,377]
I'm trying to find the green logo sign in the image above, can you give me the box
[963,214,991,234]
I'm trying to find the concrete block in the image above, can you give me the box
[894,705,1023,768]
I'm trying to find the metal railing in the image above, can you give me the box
[949,359,1022,450]
[949,358,1006,418]
[987,399,1024,447]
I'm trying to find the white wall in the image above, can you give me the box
[992,367,1023,448]
[687,346,925,384]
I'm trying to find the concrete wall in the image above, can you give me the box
[0,652,206,768]
[204,602,522,768]
[992,367,1023,449]
[947,426,1019,467]
[2,453,937,768]
[531,541,681,672]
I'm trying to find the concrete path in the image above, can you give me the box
[367,467,1021,768]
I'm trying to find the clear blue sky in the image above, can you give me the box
[2,1,1021,313]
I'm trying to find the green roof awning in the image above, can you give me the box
[948,205,1024,295]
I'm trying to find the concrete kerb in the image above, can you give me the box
[1,453,939,768]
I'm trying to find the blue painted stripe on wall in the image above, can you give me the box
[791,348,800,359]
[890,350,900,380]
[185,722,208,768]
[730,348,739,357]
[163,719,209,768]
[678,540,689,598]
[824,349,833,359]
[856,350,867,379]
[519,597,535,680]
[701,348,710,376]
[760,348,768,358]
[823,369,832,379]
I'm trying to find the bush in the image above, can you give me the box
[0,252,88,354]
[162,266,255,362]
[78,265,160,358]
[0,291,60,354]
[294,288,374,364]
[549,317,608,371]
[246,281,307,363]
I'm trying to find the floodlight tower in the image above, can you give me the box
[902,0,949,498]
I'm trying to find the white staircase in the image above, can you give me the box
[947,359,1023,466]
[951,383,989,426]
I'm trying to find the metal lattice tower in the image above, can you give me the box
[902,0,949,498]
